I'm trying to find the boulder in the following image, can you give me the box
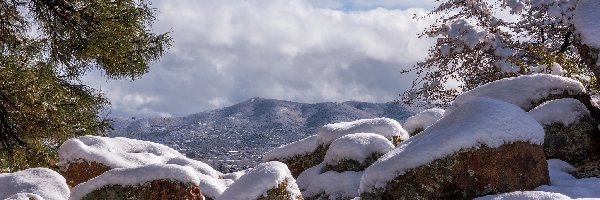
[322,133,394,172]
[78,179,202,200]
[0,168,70,200]
[402,108,445,136]
[58,135,221,186]
[217,161,303,200]
[70,164,203,200]
[529,98,600,167]
[263,135,322,177]
[60,160,112,188]
[359,98,549,199]
[360,142,548,200]
[297,164,363,200]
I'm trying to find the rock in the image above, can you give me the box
[70,164,203,200]
[60,160,112,188]
[322,133,394,172]
[217,161,303,200]
[360,142,549,200]
[0,168,70,200]
[529,98,600,175]
[78,179,203,200]
[572,160,600,178]
[359,98,548,200]
[403,108,445,136]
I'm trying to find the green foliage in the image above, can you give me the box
[0,0,171,172]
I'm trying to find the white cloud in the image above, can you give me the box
[84,0,435,118]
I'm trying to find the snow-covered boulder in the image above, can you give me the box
[297,164,362,200]
[58,135,221,186]
[263,135,320,177]
[217,161,302,200]
[448,74,586,113]
[359,98,549,199]
[323,133,394,172]
[316,118,409,146]
[402,108,445,136]
[529,98,600,168]
[70,164,203,200]
[198,174,234,200]
[0,168,70,200]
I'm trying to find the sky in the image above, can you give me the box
[83,0,437,118]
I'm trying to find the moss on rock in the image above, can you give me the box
[257,179,304,200]
[324,153,383,172]
[80,179,203,200]
[360,142,549,200]
[542,115,600,166]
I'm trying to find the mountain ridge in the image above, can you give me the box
[108,97,413,171]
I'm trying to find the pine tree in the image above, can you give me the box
[0,0,171,172]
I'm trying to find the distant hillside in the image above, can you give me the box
[108,98,413,170]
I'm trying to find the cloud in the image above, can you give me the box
[84,0,435,118]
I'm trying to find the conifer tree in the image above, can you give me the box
[0,0,171,171]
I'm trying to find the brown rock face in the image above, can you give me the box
[80,179,203,200]
[60,160,112,187]
[361,142,549,200]
[324,153,383,172]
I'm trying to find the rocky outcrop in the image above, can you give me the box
[60,160,112,187]
[257,179,303,200]
[79,179,203,200]
[541,116,600,167]
[360,142,549,200]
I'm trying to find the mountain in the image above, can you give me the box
[108,97,413,171]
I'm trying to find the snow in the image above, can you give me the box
[263,134,318,161]
[535,159,600,198]
[323,133,394,165]
[0,168,70,200]
[222,169,250,181]
[198,173,234,200]
[402,108,445,134]
[5,193,45,200]
[475,191,572,200]
[359,98,545,193]
[58,135,221,178]
[448,74,586,113]
[297,164,363,199]
[574,0,600,49]
[70,164,200,200]
[316,118,409,146]
[216,161,301,200]
[528,98,590,126]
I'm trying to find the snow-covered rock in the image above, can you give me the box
[58,135,220,186]
[70,164,202,200]
[574,0,600,49]
[198,174,234,200]
[529,98,590,126]
[323,133,394,172]
[316,118,409,146]
[0,168,70,200]
[448,74,586,113]
[263,134,318,162]
[402,108,445,136]
[529,99,599,167]
[360,98,548,199]
[297,164,362,200]
[262,135,322,177]
[217,161,302,200]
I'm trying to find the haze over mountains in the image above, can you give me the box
[108,98,413,171]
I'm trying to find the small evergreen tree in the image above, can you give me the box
[403,0,599,106]
[0,0,171,171]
